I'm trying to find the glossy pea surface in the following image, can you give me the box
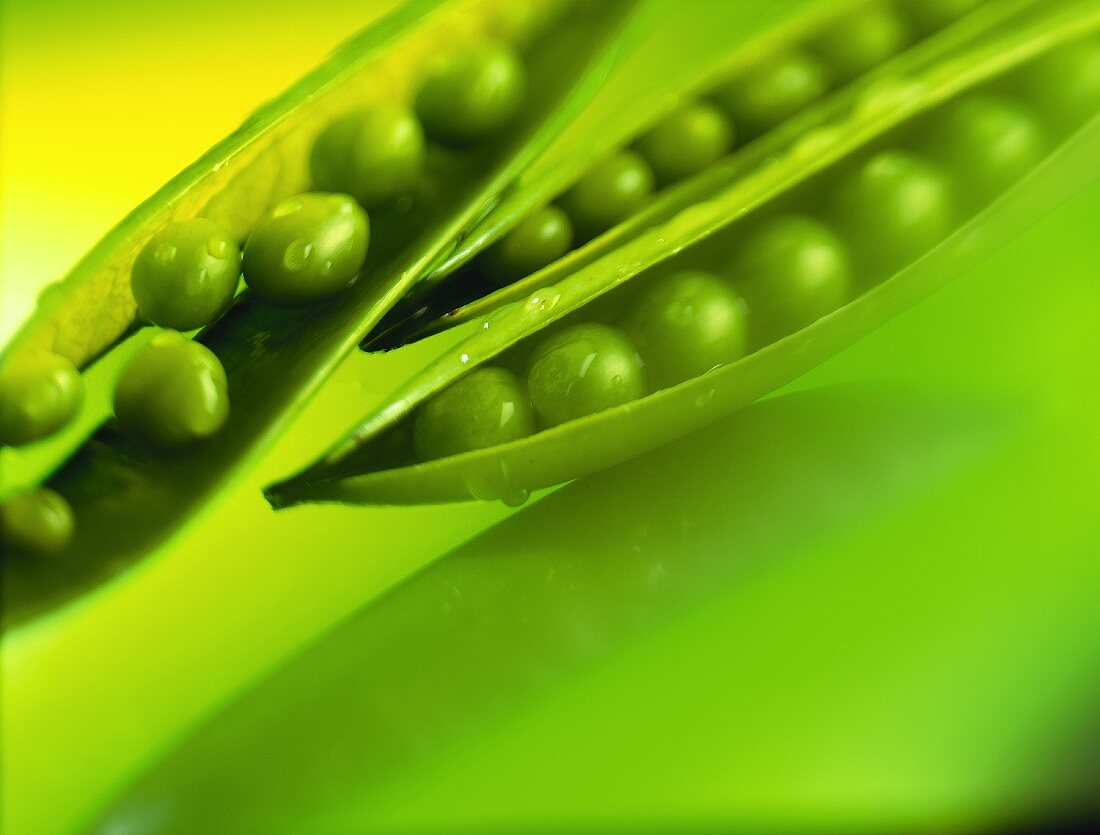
[0,353,84,446]
[243,193,369,308]
[413,367,534,461]
[481,205,574,286]
[560,151,655,241]
[716,49,829,138]
[832,150,954,272]
[131,218,241,331]
[526,323,645,427]
[310,103,425,206]
[415,39,526,145]
[732,214,852,342]
[622,270,747,390]
[1021,38,1100,129]
[0,487,74,556]
[114,330,230,448]
[635,102,733,185]
[938,94,1047,202]
[811,2,912,82]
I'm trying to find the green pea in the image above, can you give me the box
[937,94,1047,203]
[415,39,527,145]
[621,270,747,390]
[635,102,734,185]
[113,330,230,449]
[0,487,74,556]
[901,0,983,34]
[715,49,829,139]
[0,353,84,446]
[832,150,954,273]
[480,205,574,286]
[413,367,534,461]
[559,151,655,241]
[1021,38,1100,130]
[243,193,369,308]
[310,103,425,206]
[810,2,913,83]
[131,218,241,331]
[525,323,645,427]
[731,214,852,343]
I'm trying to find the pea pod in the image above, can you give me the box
[0,0,641,622]
[367,0,1039,349]
[267,3,1100,508]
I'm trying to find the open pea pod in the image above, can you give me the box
[267,1,1100,508]
[364,0,1041,350]
[0,0,642,623]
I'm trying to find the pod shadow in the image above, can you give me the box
[90,383,1011,834]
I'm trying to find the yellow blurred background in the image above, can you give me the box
[1,0,398,341]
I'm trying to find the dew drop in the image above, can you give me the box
[694,388,716,408]
[207,235,232,259]
[283,240,313,271]
[272,198,303,218]
[459,352,471,364]
[155,243,178,266]
[501,488,530,508]
[461,458,517,502]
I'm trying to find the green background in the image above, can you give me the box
[2,1,1099,833]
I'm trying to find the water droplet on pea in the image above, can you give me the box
[282,240,313,271]
[207,234,233,259]
[272,198,303,218]
[155,243,178,266]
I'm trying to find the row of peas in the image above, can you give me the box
[5,15,1100,552]
[0,0,983,458]
[407,33,1100,466]
[474,0,988,287]
[0,33,534,555]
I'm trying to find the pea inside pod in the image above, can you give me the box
[635,102,734,185]
[382,0,1014,352]
[525,323,646,427]
[268,8,1100,508]
[131,218,241,331]
[414,37,528,145]
[413,367,535,460]
[715,48,830,140]
[559,151,655,241]
[242,192,370,308]
[113,331,230,449]
[621,270,747,389]
[480,205,574,287]
[809,1,914,83]
[0,353,84,447]
[0,487,74,557]
[310,103,426,207]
